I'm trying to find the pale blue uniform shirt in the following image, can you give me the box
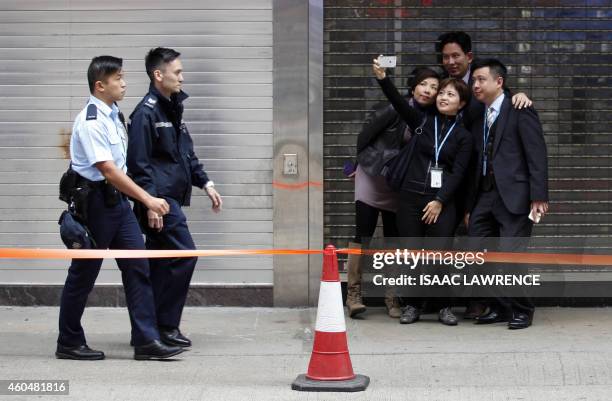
[70,96,127,181]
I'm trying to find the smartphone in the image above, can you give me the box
[528,209,542,224]
[378,55,397,68]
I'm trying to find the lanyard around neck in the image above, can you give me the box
[434,116,457,167]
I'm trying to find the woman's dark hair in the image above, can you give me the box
[145,47,181,81]
[408,67,441,95]
[438,77,471,105]
[87,55,123,94]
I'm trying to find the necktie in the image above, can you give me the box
[486,106,496,129]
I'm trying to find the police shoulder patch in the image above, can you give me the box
[144,97,157,109]
[86,104,97,120]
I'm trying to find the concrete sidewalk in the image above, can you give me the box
[1,306,612,401]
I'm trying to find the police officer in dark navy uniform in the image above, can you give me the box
[128,48,222,348]
[56,55,184,361]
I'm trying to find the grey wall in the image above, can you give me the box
[272,0,324,306]
[0,0,274,285]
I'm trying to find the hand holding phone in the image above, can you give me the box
[377,55,397,68]
[528,209,541,224]
[529,201,549,224]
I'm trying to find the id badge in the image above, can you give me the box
[430,167,443,188]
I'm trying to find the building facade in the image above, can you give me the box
[0,0,610,306]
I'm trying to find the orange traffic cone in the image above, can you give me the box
[292,245,369,392]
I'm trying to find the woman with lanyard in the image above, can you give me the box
[346,67,441,320]
[373,57,473,326]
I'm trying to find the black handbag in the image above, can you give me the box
[356,116,405,177]
[382,115,428,192]
[356,102,408,177]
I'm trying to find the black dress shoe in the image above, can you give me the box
[55,344,105,360]
[474,310,509,324]
[134,339,184,360]
[160,328,192,348]
[508,312,532,330]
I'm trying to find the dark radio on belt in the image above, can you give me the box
[59,166,90,222]
[59,165,121,221]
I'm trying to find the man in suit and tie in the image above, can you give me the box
[465,58,549,330]
[436,32,534,319]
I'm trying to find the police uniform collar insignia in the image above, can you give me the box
[86,103,97,120]
[144,97,157,109]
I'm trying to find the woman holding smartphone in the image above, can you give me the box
[373,57,473,326]
[346,67,441,320]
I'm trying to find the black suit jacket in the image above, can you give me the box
[466,96,549,215]
[462,94,484,132]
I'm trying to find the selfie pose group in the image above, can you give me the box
[347,31,549,330]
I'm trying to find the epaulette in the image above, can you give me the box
[144,97,157,109]
[86,104,97,120]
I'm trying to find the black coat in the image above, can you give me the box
[356,98,431,177]
[127,85,210,207]
[377,77,473,204]
[466,96,549,215]
[357,102,403,155]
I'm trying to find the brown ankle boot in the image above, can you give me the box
[384,288,401,318]
[346,242,366,318]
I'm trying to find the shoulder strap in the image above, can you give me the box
[85,103,97,121]
[414,115,428,135]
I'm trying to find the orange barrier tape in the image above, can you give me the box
[484,251,612,266]
[0,247,611,266]
[0,248,322,260]
[272,181,323,190]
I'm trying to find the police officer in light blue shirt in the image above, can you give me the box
[70,95,128,182]
[56,55,184,361]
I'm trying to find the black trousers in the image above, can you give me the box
[396,193,457,310]
[145,198,197,330]
[468,187,534,315]
[58,189,159,347]
[354,200,398,243]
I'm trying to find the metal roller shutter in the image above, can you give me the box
[324,1,612,258]
[0,0,273,285]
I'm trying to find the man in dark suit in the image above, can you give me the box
[435,32,534,319]
[465,58,549,330]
